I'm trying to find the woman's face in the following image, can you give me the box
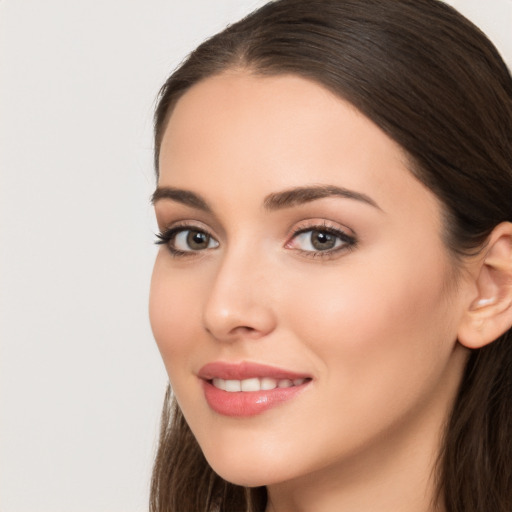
[150,73,470,490]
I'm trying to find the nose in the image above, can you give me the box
[202,247,277,342]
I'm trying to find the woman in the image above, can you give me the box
[148,1,512,511]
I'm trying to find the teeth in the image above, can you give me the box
[261,377,278,390]
[225,379,242,392]
[212,377,308,392]
[212,378,226,390]
[241,378,260,392]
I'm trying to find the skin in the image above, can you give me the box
[150,72,475,512]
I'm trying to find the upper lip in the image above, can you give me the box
[198,361,311,381]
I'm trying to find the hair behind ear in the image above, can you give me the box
[440,331,512,512]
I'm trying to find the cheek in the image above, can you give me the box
[149,253,202,373]
[270,257,461,463]
[282,248,458,393]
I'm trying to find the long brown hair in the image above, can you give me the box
[150,1,512,510]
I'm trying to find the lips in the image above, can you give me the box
[198,361,312,417]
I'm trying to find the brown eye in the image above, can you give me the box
[287,226,356,256]
[173,229,219,252]
[186,230,212,250]
[310,230,337,250]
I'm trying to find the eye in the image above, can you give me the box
[174,229,218,251]
[156,226,219,255]
[287,225,356,256]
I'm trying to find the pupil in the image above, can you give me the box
[312,231,335,250]
[187,230,208,249]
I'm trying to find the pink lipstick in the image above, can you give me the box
[198,362,311,417]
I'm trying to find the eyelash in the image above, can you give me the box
[286,222,357,259]
[155,223,215,258]
[155,222,357,259]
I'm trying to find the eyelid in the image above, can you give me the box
[285,219,355,240]
[155,221,219,256]
[285,220,357,258]
[156,217,212,232]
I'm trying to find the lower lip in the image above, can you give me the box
[202,380,310,417]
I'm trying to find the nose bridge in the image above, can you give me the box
[202,239,276,341]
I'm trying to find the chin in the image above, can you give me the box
[202,447,293,488]
[212,467,281,488]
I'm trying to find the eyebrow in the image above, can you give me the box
[151,184,381,212]
[151,187,212,212]
[263,185,381,211]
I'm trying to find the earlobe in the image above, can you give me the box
[457,222,512,349]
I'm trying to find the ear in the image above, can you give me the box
[457,222,512,349]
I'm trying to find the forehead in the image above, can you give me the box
[158,71,439,220]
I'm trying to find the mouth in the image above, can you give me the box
[198,361,312,417]
[210,376,310,392]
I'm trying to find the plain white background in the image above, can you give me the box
[0,1,510,511]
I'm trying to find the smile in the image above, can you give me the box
[212,377,308,392]
[198,362,312,417]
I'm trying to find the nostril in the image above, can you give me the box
[232,325,265,338]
